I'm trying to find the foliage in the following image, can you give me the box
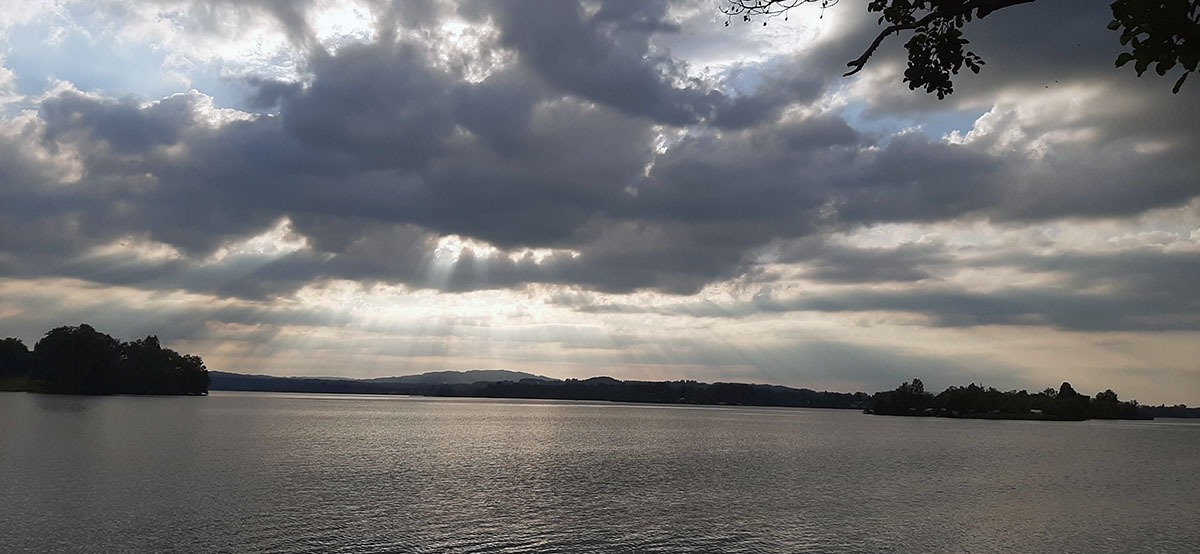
[117,335,210,395]
[1139,403,1200,418]
[723,0,1199,96]
[872,378,935,413]
[859,0,1008,98]
[869,379,1142,420]
[1109,0,1200,94]
[11,324,209,395]
[33,324,123,394]
[0,337,33,376]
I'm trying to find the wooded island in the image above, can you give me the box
[868,379,1145,421]
[0,324,209,395]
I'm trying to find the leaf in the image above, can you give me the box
[1134,57,1151,75]
[1115,52,1135,67]
[1174,71,1189,94]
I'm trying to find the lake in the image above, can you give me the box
[2,391,1198,553]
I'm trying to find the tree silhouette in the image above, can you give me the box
[118,335,210,395]
[870,379,1144,420]
[0,337,33,377]
[33,324,122,394]
[1110,0,1200,93]
[871,378,935,413]
[723,0,1200,97]
[20,324,209,395]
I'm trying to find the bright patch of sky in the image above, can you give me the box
[5,20,183,100]
[840,99,986,143]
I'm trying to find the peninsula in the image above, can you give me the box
[866,379,1152,421]
[0,324,209,395]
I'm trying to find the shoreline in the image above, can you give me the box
[864,408,1154,422]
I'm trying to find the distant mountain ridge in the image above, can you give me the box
[368,370,555,385]
[207,370,872,410]
[199,371,1200,417]
[207,369,557,396]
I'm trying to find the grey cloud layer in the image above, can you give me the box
[557,241,1200,332]
[1,0,1199,331]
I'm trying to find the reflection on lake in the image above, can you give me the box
[2,391,1198,553]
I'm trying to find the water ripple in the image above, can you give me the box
[2,393,1198,553]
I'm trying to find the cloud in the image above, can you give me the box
[0,0,1198,402]
[551,236,1200,333]
[5,34,1198,300]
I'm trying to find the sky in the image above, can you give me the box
[0,0,1197,403]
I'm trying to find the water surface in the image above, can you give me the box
[2,391,1197,553]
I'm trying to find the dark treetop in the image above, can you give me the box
[0,324,209,396]
[868,378,1155,420]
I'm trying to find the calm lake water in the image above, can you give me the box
[2,391,1198,553]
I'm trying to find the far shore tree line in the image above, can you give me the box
[0,324,1188,418]
[870,378,1144,420]
[0,324,209,396]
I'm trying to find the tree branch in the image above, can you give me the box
[843,0,1037,77]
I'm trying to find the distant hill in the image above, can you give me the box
[368,370,555,385]
[475,378,871,409]
[208,372,399,394]
[205,371,1198,416]
[208,369,555,396]
[208,370,872,410]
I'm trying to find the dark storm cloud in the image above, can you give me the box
[987,138,1200,223]
[982,248,1200,307]
[795,241,947,284]
[564,283,1200,332]
[793,286,1200,332]
[826,133,1006,224]
[466,0,828,128]
[627,111,1040,231]
[243,77,302,110]
[6,72,1194,299]
[449,68,541,156]
[707,61,831,129]
[278,42,458,169]
[1,0,1198,316]
[40,91,194,153]
[552,241,1200,333]
[632,113,858,229]
[474,0,716,126]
